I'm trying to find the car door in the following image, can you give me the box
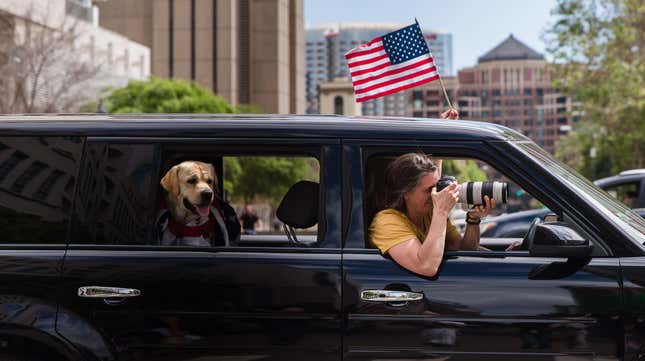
[341,141,623,361]
[57,138,343,361]
[0,136,84,358]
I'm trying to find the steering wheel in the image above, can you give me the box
[519,217,543,251]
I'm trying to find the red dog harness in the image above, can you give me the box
[157,199,231,246]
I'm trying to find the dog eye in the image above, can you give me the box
[206,179,213,184]
[187,178,197,185]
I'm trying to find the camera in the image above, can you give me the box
[435,176,508,205]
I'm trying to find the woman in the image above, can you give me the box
[369,109,496,277]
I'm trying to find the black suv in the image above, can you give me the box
[0,114,644,361]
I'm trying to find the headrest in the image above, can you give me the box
[277,181,319,229]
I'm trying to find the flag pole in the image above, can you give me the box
[438,77,454,110]
[415,18,454,110]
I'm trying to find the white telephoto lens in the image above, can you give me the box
[472,182,483,205]
[458,183,468,204]
[493,182,502,203]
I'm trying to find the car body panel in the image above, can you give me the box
[343,251,622,361]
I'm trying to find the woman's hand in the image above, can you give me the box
[431,182,459,215]
[440,108,459,120]
[468,195,496,220]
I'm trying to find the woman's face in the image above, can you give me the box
[404,170,440,216]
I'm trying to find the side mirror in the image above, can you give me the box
[528,222,593,258]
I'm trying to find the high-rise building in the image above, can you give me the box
[409,35,578,154]
[95,0,305,114]
[307,23,453,115]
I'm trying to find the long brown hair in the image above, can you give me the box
[382,153,437,212]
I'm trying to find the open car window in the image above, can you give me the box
[364,153,564,253]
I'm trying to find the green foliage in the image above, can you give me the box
[104,77,239,113]
[235,103,263,114]
[443,160,487,182]
[78,101,99,113]
[545,0,645,178]
[223,157,318,203]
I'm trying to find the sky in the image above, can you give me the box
[304,0,559,74]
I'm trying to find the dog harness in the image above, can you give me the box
[157,199,239,247]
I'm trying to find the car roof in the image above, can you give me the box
[0,113,530,141]
[594,170,645,187]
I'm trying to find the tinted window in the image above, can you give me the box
[603,182,640,208]
[0,137,82,244]
[73,143,158,245]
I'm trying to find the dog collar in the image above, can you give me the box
[167,211,216,238]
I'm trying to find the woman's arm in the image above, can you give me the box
[387,208,449,277]
[460,196,496,250]
[386,183,459,277]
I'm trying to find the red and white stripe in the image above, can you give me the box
[345,37,439,103]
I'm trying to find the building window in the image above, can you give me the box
[11,160,48,194]
[334,96,344,115]
[0,151,29,183]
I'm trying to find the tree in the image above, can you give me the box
[443,160,487,182]
[0,5,101,113]
[224,157,317,204]
[545,0,645,178]
[104,77,239,113]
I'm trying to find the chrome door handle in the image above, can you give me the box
[78,286,141,298]
[361,289,423,302]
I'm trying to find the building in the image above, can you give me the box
[94,0,305,114]
[306,23,453,115]
[319,77,362,116]
[408,76,459,118]
[409,35,578,154]
[0,0,150,112]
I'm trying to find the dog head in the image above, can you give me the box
[160,161,217,220]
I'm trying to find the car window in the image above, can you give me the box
[515,142,645,243]
[72,141,322,247]
[603,182,640,208]
[0,137,82,244]
[363,153,556,252]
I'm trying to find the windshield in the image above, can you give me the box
[513,142,645,244]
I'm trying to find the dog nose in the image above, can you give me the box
[200,190,213,203]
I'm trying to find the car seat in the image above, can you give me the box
[276,180,319,245]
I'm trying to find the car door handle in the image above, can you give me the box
[361,289,423,302]
[78,286,141,298]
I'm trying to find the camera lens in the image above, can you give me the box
[458,181,508,205]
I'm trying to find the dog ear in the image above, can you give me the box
[207,163,219,192]
[161,165,181,196]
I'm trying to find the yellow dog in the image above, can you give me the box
[158,161,240,246]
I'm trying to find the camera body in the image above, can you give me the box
[436,176,458,193]
[436,175,508,206]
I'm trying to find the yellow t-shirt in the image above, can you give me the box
[369,208,461,254]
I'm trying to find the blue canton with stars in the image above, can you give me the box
[382,24,430,65]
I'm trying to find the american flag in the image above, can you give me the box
[345,23,439,103]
